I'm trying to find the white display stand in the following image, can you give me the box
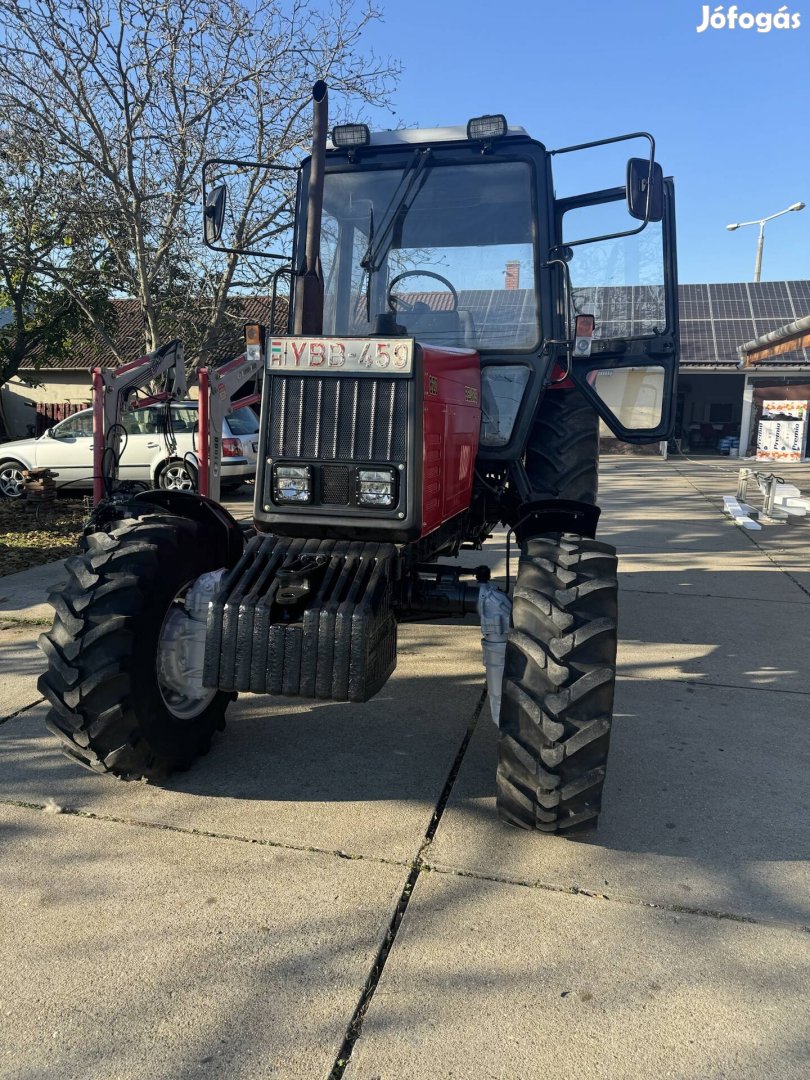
[756,400,809,462]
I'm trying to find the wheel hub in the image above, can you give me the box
[0,466,25,498]
[156,569,224,718]
[162,464,194,491]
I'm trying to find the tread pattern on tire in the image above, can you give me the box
[496,534,618,835]
[525,388,599,504]
[37,513,231,780]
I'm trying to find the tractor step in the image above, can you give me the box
[203,534,398,702]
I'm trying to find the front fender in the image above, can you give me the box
[132,489,246,567]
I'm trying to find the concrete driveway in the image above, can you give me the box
[1,458,808,1079]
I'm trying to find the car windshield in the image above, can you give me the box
[226,407,259,435]
[319,159,539,351]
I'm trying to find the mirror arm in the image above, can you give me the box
[201,156,298,259]
[551,130,660,242]
[550,131,656,159]
[558,217,651,250]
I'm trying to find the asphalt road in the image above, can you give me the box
[1,457,809,1080]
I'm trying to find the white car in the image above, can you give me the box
[0,401,260,498]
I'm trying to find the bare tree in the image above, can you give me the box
[0,130,114,427]
[0,0,398,366]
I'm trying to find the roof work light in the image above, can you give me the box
[332,124,371,148]
[467,114,508,141]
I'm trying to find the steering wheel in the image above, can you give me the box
[387,270,458,313]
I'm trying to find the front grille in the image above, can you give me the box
[268,375,408,463]
[321,465,350,505]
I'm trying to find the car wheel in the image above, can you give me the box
[158,460,197,492]
[0,460,27,499]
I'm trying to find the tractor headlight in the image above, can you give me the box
[273,464,312,504]
[357,468,396,508]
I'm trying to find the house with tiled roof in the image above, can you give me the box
[1,295,288,438]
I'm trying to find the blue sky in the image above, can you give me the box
[358,0,809,284]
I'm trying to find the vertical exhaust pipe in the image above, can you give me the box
[294,80,328,335]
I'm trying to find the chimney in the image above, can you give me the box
[504,260,520,290]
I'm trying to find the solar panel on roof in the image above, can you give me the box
[431,281,810,361]
[675,282,806,366]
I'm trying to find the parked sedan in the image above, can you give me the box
[0,401,260,498]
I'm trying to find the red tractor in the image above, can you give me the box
[38,84,678,835]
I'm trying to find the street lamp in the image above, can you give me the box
[726,201,805,283]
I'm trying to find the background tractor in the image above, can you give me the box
[38,83,679,835]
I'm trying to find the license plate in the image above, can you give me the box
[267,336,414,374]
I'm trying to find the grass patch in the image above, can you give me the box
[0,499,86,577]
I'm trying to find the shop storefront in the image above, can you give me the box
[740,377,810,458]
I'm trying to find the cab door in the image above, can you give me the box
[554,179,679,443]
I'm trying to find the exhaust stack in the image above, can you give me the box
[294,80,328,335]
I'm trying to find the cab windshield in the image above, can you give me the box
[318,158,539,351]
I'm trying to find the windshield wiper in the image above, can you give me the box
[361,148,432,274]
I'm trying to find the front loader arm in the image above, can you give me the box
[196,326,265,502]
[92,340,187,504]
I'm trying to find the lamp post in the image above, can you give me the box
[726,202,805,282]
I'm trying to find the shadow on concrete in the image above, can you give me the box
[0,670,491,808]
[3,458,810,1079]
[0,806,404,1080]
[334,865,810,1080]
[0,633,46,680]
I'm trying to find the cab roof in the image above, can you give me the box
[327,123,530,150]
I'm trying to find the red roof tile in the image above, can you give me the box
[23,296,289,371]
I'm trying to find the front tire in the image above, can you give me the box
[496,534,618,835]
[38,512,233,780]
[0,459,27,499]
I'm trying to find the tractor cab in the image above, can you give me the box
[205,108,678,456]
[315,124,542,356]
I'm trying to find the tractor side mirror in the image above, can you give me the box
[201,158,297,258]
[204,184,227,245]
[626,158,664,222]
